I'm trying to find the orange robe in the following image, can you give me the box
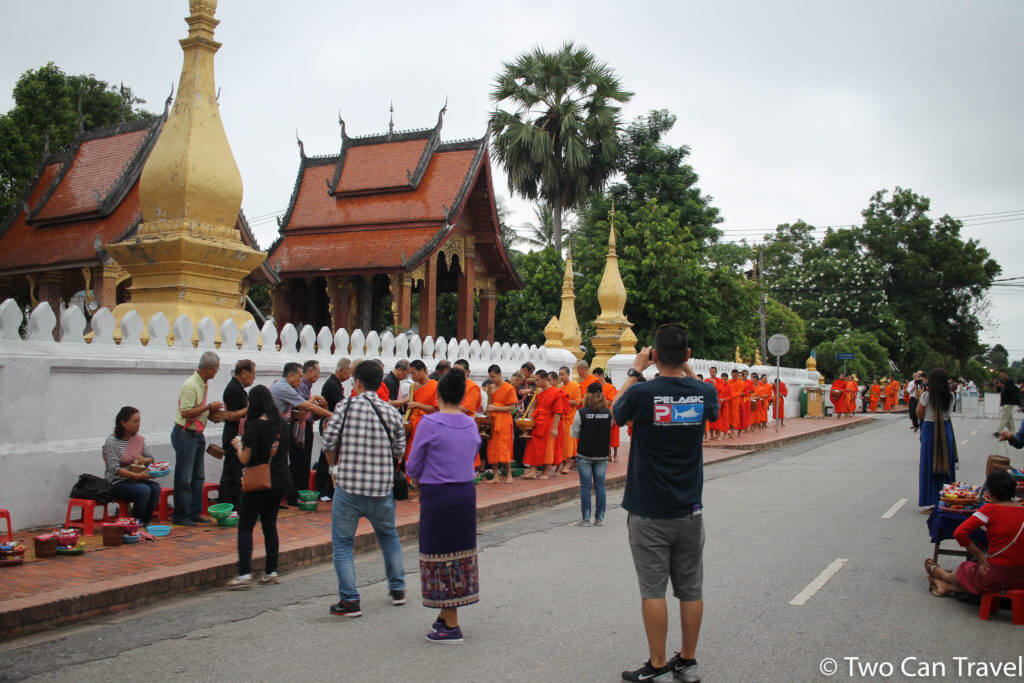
[487,382,516,464]
[376,383,390,402]
[739,380,754,429]
[773,381,788,420]
[727,379,744,429]
[462,379,483,467]
[710,378,731,433]
[602,382,620,448]
[868,384,881,412]
[846,380,859,414]
[883,381,899,411]
[561,381,582,461]
[579,374,601,397]
[523,387,568,467]
[829,380,845,415]
[404,379,438,457]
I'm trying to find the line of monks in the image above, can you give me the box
[700,367,788,440]
[829,374,903,415]
[394,358,620,483]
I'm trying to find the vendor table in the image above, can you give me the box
[926,507,986,562]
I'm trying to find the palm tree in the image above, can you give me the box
[514,202,575,250]
[489,42,632,253]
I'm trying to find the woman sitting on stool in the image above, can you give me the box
[925,469,1024,596]
[103,406,161,525]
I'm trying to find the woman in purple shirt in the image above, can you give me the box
[406,368,481,644]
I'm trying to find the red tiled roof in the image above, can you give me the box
[288,148,478,230]
[32,128,150,222]
[334,138,429,194]
[271,226,440,274]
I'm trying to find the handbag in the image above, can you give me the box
[70,473,113,504]
[363,395,408,501]
[241,429,280,493]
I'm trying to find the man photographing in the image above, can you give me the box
[613,324,718,683]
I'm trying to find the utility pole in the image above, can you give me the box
[757,247,767,362]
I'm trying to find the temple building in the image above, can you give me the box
[0,110,277,322]
[266,107,521,342]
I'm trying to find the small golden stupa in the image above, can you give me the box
[557,252,583,359]
[542,316,565,349]
[590,203,634,372]
[106,0,265,338]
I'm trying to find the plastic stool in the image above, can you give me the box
[979,590,1024,625]
[201,482,220,514]
[0,508,12,542]
[308,470,317,492]
[157,487,174,522]
[114,500,131,518]
[65,498,109,535]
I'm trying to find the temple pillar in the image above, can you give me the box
[396,274,413,331]
[418,256,437,339]
[479,289,496,343]
[93,265,121,310]
[327,276,351,332]
[271,282,292,327]
[358,276,372,331]
[456,245,476,341]
[37,271,64,339]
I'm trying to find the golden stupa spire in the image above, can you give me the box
[106,0,265,341]
[558,249,583,359]
[591,201,635,373]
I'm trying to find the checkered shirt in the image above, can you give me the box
[321,392,406,497]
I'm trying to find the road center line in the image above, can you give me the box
[881,498,907,519]
[970,430,978,436]
[960,439,969,445]
[790,558,847,606]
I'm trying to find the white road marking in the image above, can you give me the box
[970,430,978,436]
[790,558,848,606]
[881,498,907,519]
[961,439,969,445]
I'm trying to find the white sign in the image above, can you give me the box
[767,333,790,357]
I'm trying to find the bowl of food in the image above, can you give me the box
[55,529,81,548]
[207,503,234,521]
[123,534,140,544]
[148,461,171,478]
[56,541,86,555]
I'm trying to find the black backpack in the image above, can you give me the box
[70,473,114,504]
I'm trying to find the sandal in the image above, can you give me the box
[924,559,943,596]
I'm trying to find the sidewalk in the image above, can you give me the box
[0,416,870,639]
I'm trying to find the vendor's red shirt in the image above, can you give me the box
[954,503,1024,566]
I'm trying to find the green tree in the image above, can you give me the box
[813,330,890,382]
[489,42,632,252]
[514,202,576,250]
[0,62,150,218]
[986,343,1010,370]
[757,298,808,366]
[494,248,564,346]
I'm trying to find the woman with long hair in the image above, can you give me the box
[227,385,291,590]
[570,383,612,526]
[916,368,957,511]
[102,406,161,524]
[406,369,481,643]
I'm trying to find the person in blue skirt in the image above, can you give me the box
[917,368,956,512]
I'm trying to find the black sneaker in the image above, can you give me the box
[621,659,672,682]
[389,589,406,606]
[175,519,197,526]
[668,654,700,682]
[330,600,362,618]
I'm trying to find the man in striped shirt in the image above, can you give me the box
[321,360,407,618]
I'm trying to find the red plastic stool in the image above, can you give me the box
[308,470,317,492]
[65,498,109,535]
[113,500,131,518]
[0,508,12,542]
[979,590,1024,625]
[157,487,174,522]
[201,482,220,514]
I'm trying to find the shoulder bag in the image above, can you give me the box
[241,426,280,493]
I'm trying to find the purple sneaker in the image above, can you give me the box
[426,624,464,644]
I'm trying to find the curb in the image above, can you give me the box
[710,417,875,452]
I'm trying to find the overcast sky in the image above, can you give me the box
[3,1,1022,357]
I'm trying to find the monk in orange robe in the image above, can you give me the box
[451,360,483,467]
[883,379,898,411]
[600,376,620,460]
[738,370,754,432]
[557,366,582,474]
[830,376,847,418]
[868,381,882,412]
[522,371,566,479]
[484,364,517,484]
[754,377,772,427]
[845,377,859,417]
[708,368,730,438]
[773,379,788,425]
[404,359,438,458]
[727,370,745,435]
[578,361,601,396]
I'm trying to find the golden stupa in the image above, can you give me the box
[557,253,583,359]
[106,0,265,339]
[590,203,634,372]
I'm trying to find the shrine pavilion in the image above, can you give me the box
[266,107,521,342]
[0,110,276,323]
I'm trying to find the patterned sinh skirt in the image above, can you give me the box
[419,481,479,608]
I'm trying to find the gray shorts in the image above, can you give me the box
[627,513,704,601]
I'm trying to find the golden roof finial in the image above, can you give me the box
[543,316,565,349]
[558,253,583,358]
[596,201,627,324]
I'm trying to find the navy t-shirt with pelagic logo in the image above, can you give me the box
[614,376,719,518]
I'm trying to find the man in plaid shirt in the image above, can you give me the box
[322,360,407,618]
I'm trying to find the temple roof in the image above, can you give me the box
[0,117,277,284]
[267,113,521,290]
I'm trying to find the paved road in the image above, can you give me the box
[4,413,1021,681]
